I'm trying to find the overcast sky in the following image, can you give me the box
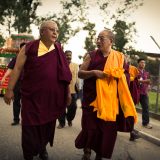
[33,0,160,63]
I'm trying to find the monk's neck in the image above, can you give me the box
[102,48,111,57]
[41,39,53,50]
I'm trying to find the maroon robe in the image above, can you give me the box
[20,40,71,159]
[21,40,71,125]
[75,50,134,159]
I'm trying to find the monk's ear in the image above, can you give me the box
[40,28,45,37]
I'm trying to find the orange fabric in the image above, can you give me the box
[90,50,137,123]
[129,65,139,81]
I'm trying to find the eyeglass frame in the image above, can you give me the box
[96,36,110,42]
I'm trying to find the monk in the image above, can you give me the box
[4,21,72,160]
[75,29,137,160]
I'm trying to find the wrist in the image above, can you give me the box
[7,88,13,91]
[92,70,95,76]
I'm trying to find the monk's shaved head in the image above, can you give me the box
[100,29,115,43]
[40,21,57,30]
[39,20,58,36]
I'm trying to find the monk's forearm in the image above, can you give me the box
[78,70,95,79]
[7,68,21,90]
[138,79,150,84]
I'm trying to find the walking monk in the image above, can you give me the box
[75,29,137,160]
[4,20,72,160]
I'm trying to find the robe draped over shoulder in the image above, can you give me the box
[21,40,72,125]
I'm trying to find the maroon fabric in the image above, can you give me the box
[124,62,130,86]
[22,120,56,159]
[137,69,150,95]
[21,40,71,125]
[82,50,107,107]
[75,108,117,159]
[75,50,134,159]
[130,78,140,105]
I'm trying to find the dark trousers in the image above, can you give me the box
[139,94,149,125]
[22,121,56,160]
[13,81,21,122]
[58,94,77,126]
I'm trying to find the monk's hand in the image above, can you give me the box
[4,89,14,105]
[67,93,72,106]
[94,70,107,79]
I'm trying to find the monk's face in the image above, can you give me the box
[40,21,59,44]
[96,30,112,52]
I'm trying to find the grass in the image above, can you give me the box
[138,91,160,113]
[148,91,160,113]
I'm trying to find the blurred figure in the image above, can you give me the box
[137,58,152,129]
[57,50,79,128]
[4,21,71,160]
[0,42,26,125]
[124,54,140,141]
[129,65,140,141]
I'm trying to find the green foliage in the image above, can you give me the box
[112,20,137,53]
[36,0,143,53]
[97,0,143,52]
[97,0,143,22]
[13,0,41,33]
[0,0,41,35]
[35,0,86,45]
[148,91,160,113]
[0,34,5,47]
[146,59,159,76]
[113,20,128,52]
[35,0,92,47]
[83,22,96,52]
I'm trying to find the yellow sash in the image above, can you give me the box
[129,65,139,81]
[90,50,138,123]
[38,40,55,56]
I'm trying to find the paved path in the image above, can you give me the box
[0,98,160,160]
[135,111,160,146]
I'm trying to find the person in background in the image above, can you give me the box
[4,20,71,160]
[137,58,152,129]
[77,53,88,107]
[75,29,137,160]
[57,50,79,128]
[0,42,26,125]
[124,54,140,141]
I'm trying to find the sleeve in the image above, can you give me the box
[7,57,17,69]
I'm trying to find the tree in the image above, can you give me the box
[0,0,16,35]
[35,0,143,54]
[83,22,96,52]
[13,0,41,33]
[97,0,143,25]
[146,59,159,77]
[0,34,5,47]
[35,0,85,45]
[113,20,136,53]
[97,0,143,52]
[0,0,41,35]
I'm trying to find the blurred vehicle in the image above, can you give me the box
[0,34,34,96]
